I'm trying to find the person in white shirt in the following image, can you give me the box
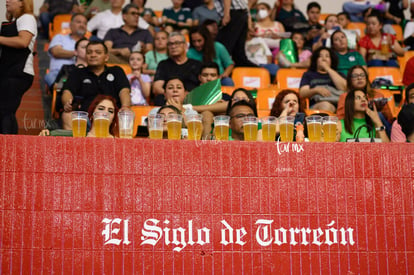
[87,0,150,41]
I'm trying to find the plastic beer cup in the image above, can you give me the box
[118,109,135,138]
[322,116,338,142]
[306,115,323,142]
[167,113,182,140]
[214,115,230,141]
[261,116,277,142]
[71,111,88,137]
[243,116,258,141]
[279,116,294,142]
[148,114,164,139]
[186,114,203,140]
[93,111,110,138]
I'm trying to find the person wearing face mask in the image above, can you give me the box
[254,2,286,54]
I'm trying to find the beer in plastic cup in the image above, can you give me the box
[148,114,164,139]
[279,116,294,142]
[186,114,203,140]
[243,116,258,141]
[93,111,110,138]
[213,115,230,141]
[306,115,322,142]
[118,109,135,139]
[71,111,88,137]
[322,116,338,142]
[167,113,182,140]
[261,116,277,142]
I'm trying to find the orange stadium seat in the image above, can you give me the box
[319,13,330,25]
[232,67,271,89]
[131,106,155,137]
[391,24,403,41]
[48,14,92,40]
[276,68,306,90]
[221,86,234,96]
[368,67,403,85]
[257,109,269,118]
[108,63,132,75]
[256,87,280,111]
[49,14,72,40]
[154,10,162,18]
[347,22,366,38]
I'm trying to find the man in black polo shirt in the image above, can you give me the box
[104,4,153,63]
[61,41,131,129]
[152,32,202,106]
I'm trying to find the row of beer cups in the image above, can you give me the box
[149,113,338,142]
[71,110,135,138]
[71,110,338,142]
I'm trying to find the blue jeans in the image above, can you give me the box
[367,59,399,68]
[259,64,279,83]
[342,2,372,22]
[39,12,53,38]
[44,70,59,88]
[221,77,234,86]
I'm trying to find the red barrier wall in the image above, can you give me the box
[0,136,413,274]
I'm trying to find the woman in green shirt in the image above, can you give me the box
[338,89,389,142]
[187,26,235,86]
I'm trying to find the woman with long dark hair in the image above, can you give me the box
[0,0,37,134]
[338,89,389,142]
[337,65,393,128]
[187,26,234,86]
[299,46,347,113]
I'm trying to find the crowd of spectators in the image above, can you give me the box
[6,0,414,142]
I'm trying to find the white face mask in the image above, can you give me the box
[257,9,269,19]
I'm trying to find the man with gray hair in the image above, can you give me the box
[152,32,202,105]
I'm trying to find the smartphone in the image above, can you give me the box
[368,97,391,111]
[294,112,305,125]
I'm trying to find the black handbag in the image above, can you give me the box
[346,124,382,143]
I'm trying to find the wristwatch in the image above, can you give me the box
[376,126,386,131]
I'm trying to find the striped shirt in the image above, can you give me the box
[214,0,248,17]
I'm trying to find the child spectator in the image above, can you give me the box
[291,32,312,68]
[312,14,340,51]
[127,51,151,105]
